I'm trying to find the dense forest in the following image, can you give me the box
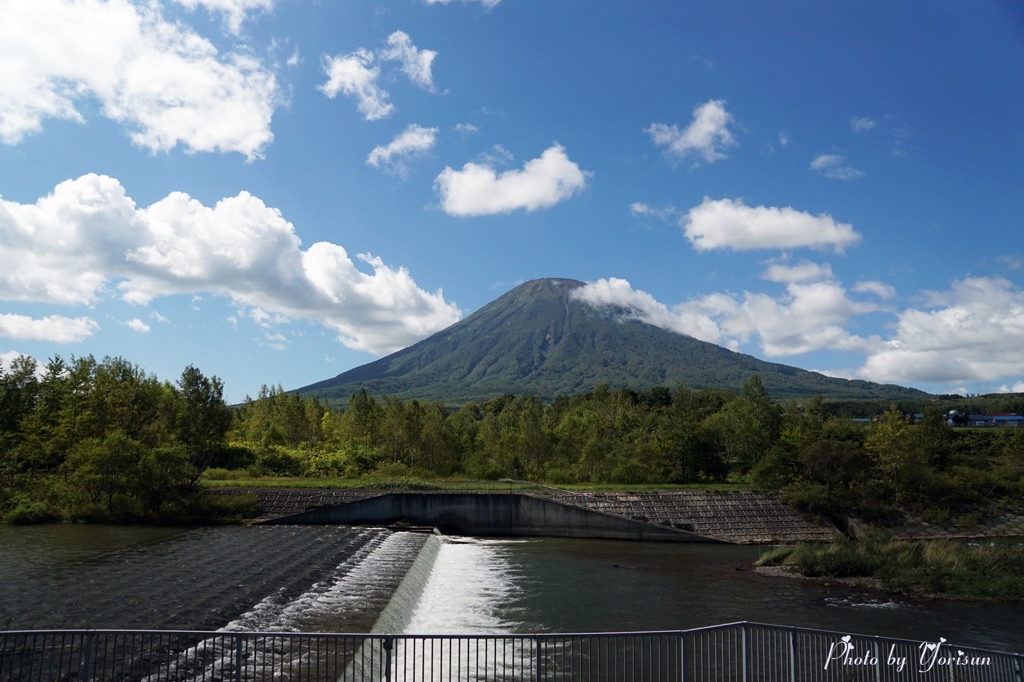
[0,354,256,524]
[3,353,1023,526]
[227,381,1024,526]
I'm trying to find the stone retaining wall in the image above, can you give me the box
[222,487,836,544]
[541,490,836,543]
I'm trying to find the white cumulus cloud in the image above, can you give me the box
[682,197,861,252]
[575,275,1024,388]
[762,261,834,283]
[380,31,437,91]
[367,124,438,177]
[811,154,864,180]
[572,277,879,358]
[571,278,723,344]
[1,350,24,371]
[0,0,280,159]
[171,0,273,35]
[0,313,98,342]
[435,143,590,217]
[694,282,880,357]
[853,280,896,300]
[0,174,461,354]
[646,100,736,163]
[125,318,150,333]
[320,31,438,120]
[319,49,393,120]
[855,277,1024,385]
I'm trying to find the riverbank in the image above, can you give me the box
[755,537,1024,603]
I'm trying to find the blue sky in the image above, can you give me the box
[1,0,1023,402]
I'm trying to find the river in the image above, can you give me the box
[2,525,1022,654]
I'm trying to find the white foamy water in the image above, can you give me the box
[404,538,523,634]
[155,531,431,682]
[382,538,529,682]
[223,529,427,632]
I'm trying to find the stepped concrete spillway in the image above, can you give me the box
[234,488,837,543]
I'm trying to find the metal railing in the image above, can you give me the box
[2,622,1021,682]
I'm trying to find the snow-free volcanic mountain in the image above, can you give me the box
[299,279,925,404]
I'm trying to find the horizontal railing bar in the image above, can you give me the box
[740,621,1024,657]
[1,622,1020,657]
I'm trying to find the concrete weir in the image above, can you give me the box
[262,493,723,542]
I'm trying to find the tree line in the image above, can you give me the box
[0,354,255,524]
[3,352,1023,526]
[228,378,1024,526]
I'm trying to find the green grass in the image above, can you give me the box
[203,477,369,489]
[202,475,756,493]
[757,537,1024,603]
[547,482,756,492]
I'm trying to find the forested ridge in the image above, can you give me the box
[3,352,1023,527]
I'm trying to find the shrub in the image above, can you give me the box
[608,459,651,484]
[781,482,837,518]
[251,447,305,476]
[203,468,239,480]
[4,498,61,525]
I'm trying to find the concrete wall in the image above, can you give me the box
[264,493,724,543]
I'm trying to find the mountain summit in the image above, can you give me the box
[298,278,925,403]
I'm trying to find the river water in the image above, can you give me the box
[2,525,1023,654]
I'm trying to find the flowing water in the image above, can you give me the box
[3,525,1023,655]
[0,524,427,633]
[399,537,1024,653]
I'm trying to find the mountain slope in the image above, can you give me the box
[299,278,926,404]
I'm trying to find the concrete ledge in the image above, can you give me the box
[262,493,725,543]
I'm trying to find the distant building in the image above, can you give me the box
[962,413,1023,427]
[994,414,1024,427]
[946,410,968,426]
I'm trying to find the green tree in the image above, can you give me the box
[703,376,782,473]
[342,388,382,449]
[0,355,40,434]
[915,405,953,469]
[135,445,191,514]
[865,404,912,502]
[175,366,232,488]
[63,431,143,514]
[0,355,41,487]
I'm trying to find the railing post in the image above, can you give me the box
[742,624,749,682]
[384,637,393,682]
[235,633,244,682]
[680,631,687,682]
[789,628,796,682]
[535,635,543,682]
[81,632,94,682]
[873,636,881,682]
[1015,655,1024,682]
